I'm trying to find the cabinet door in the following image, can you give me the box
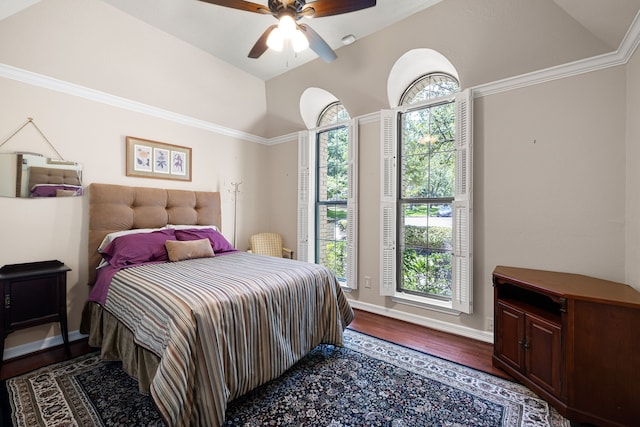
[495,301,525,372]
[525,314,562,396]
[9,276,60,328]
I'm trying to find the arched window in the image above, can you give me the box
[298,97,358,290]
[315,102,351,282]
[381,67,473,314]
[317,101,350,126]
[400,73,459,106]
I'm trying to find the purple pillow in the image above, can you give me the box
[101,229,176,267]
[174,228,236,253]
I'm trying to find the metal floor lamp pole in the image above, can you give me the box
[230,182,242,248]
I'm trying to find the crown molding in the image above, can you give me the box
[264,132,298,145]
[2,10,639,145]
[472,11,640,99]
[0,63,270,145]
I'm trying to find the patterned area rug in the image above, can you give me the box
[6,329,569,426]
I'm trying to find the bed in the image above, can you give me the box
[81,183,353,427]
[28,166,82,197]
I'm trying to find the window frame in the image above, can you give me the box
[397,97,456,300]
[380,89,472,314]
[315,123,349,281]
[298,116,358,290]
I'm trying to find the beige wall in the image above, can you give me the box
[262,0,636,337]
[1,0,638,356]
[626,46,640,287]
[473,66,628,327]
[0,0,268,135]
[0,0,271,356]
[263,0,611,138]
[265,138,299,252]
[325,65,627,335]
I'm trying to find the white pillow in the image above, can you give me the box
[166,224,219,231]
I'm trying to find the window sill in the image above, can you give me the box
[338,278,353,293]
[391,292,461,316]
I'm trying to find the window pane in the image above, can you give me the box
[318,127,348,202]
[399,202,452,298]
[428,150,455,198]
[317,204,347,280]
[401,74,459,106]
[318,102,350,127]
[401,153,428,198]
[429,103,455,151]
[401,102,455,199]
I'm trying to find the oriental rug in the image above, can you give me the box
[5,329,569,426]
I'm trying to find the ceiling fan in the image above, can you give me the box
[198,0,377,62]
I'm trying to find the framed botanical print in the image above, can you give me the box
[126,136,191,181]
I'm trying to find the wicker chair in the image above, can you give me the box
[247,232,293,259]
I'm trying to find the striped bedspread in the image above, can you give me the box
[103,251,354,427]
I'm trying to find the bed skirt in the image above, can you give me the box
[81,302,160,394]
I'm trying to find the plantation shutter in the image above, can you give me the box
[380,110,397,296]
[297,130,314,263]
[345,119,358,289]
[452,89,473,314]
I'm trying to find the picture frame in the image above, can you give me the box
[126,136,191,181]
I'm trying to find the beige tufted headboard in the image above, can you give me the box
[88,183,222,285]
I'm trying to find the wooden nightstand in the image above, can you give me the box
[0,260,71,368]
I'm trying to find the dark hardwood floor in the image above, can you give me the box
[1,308,510,381]
[348,309,512,380]
[0,338,93,381]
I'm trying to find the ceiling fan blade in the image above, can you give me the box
[300,0,376,18]
[248,24,278,58]
[299,23,337,63]
[198,0,270,14]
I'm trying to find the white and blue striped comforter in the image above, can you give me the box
[103,251,354,427]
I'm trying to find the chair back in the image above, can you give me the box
[249,232,284,258]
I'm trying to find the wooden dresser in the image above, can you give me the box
[492,265,640,427]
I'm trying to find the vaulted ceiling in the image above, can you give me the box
[2,0,640,81]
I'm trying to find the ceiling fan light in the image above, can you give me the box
[292,29,309,52]
[266,27,284,51]
[278,14,297,39]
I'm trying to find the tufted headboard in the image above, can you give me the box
[87,183,221,285]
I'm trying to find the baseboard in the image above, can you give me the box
[2,330,88,361]
[349,300,494,343]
